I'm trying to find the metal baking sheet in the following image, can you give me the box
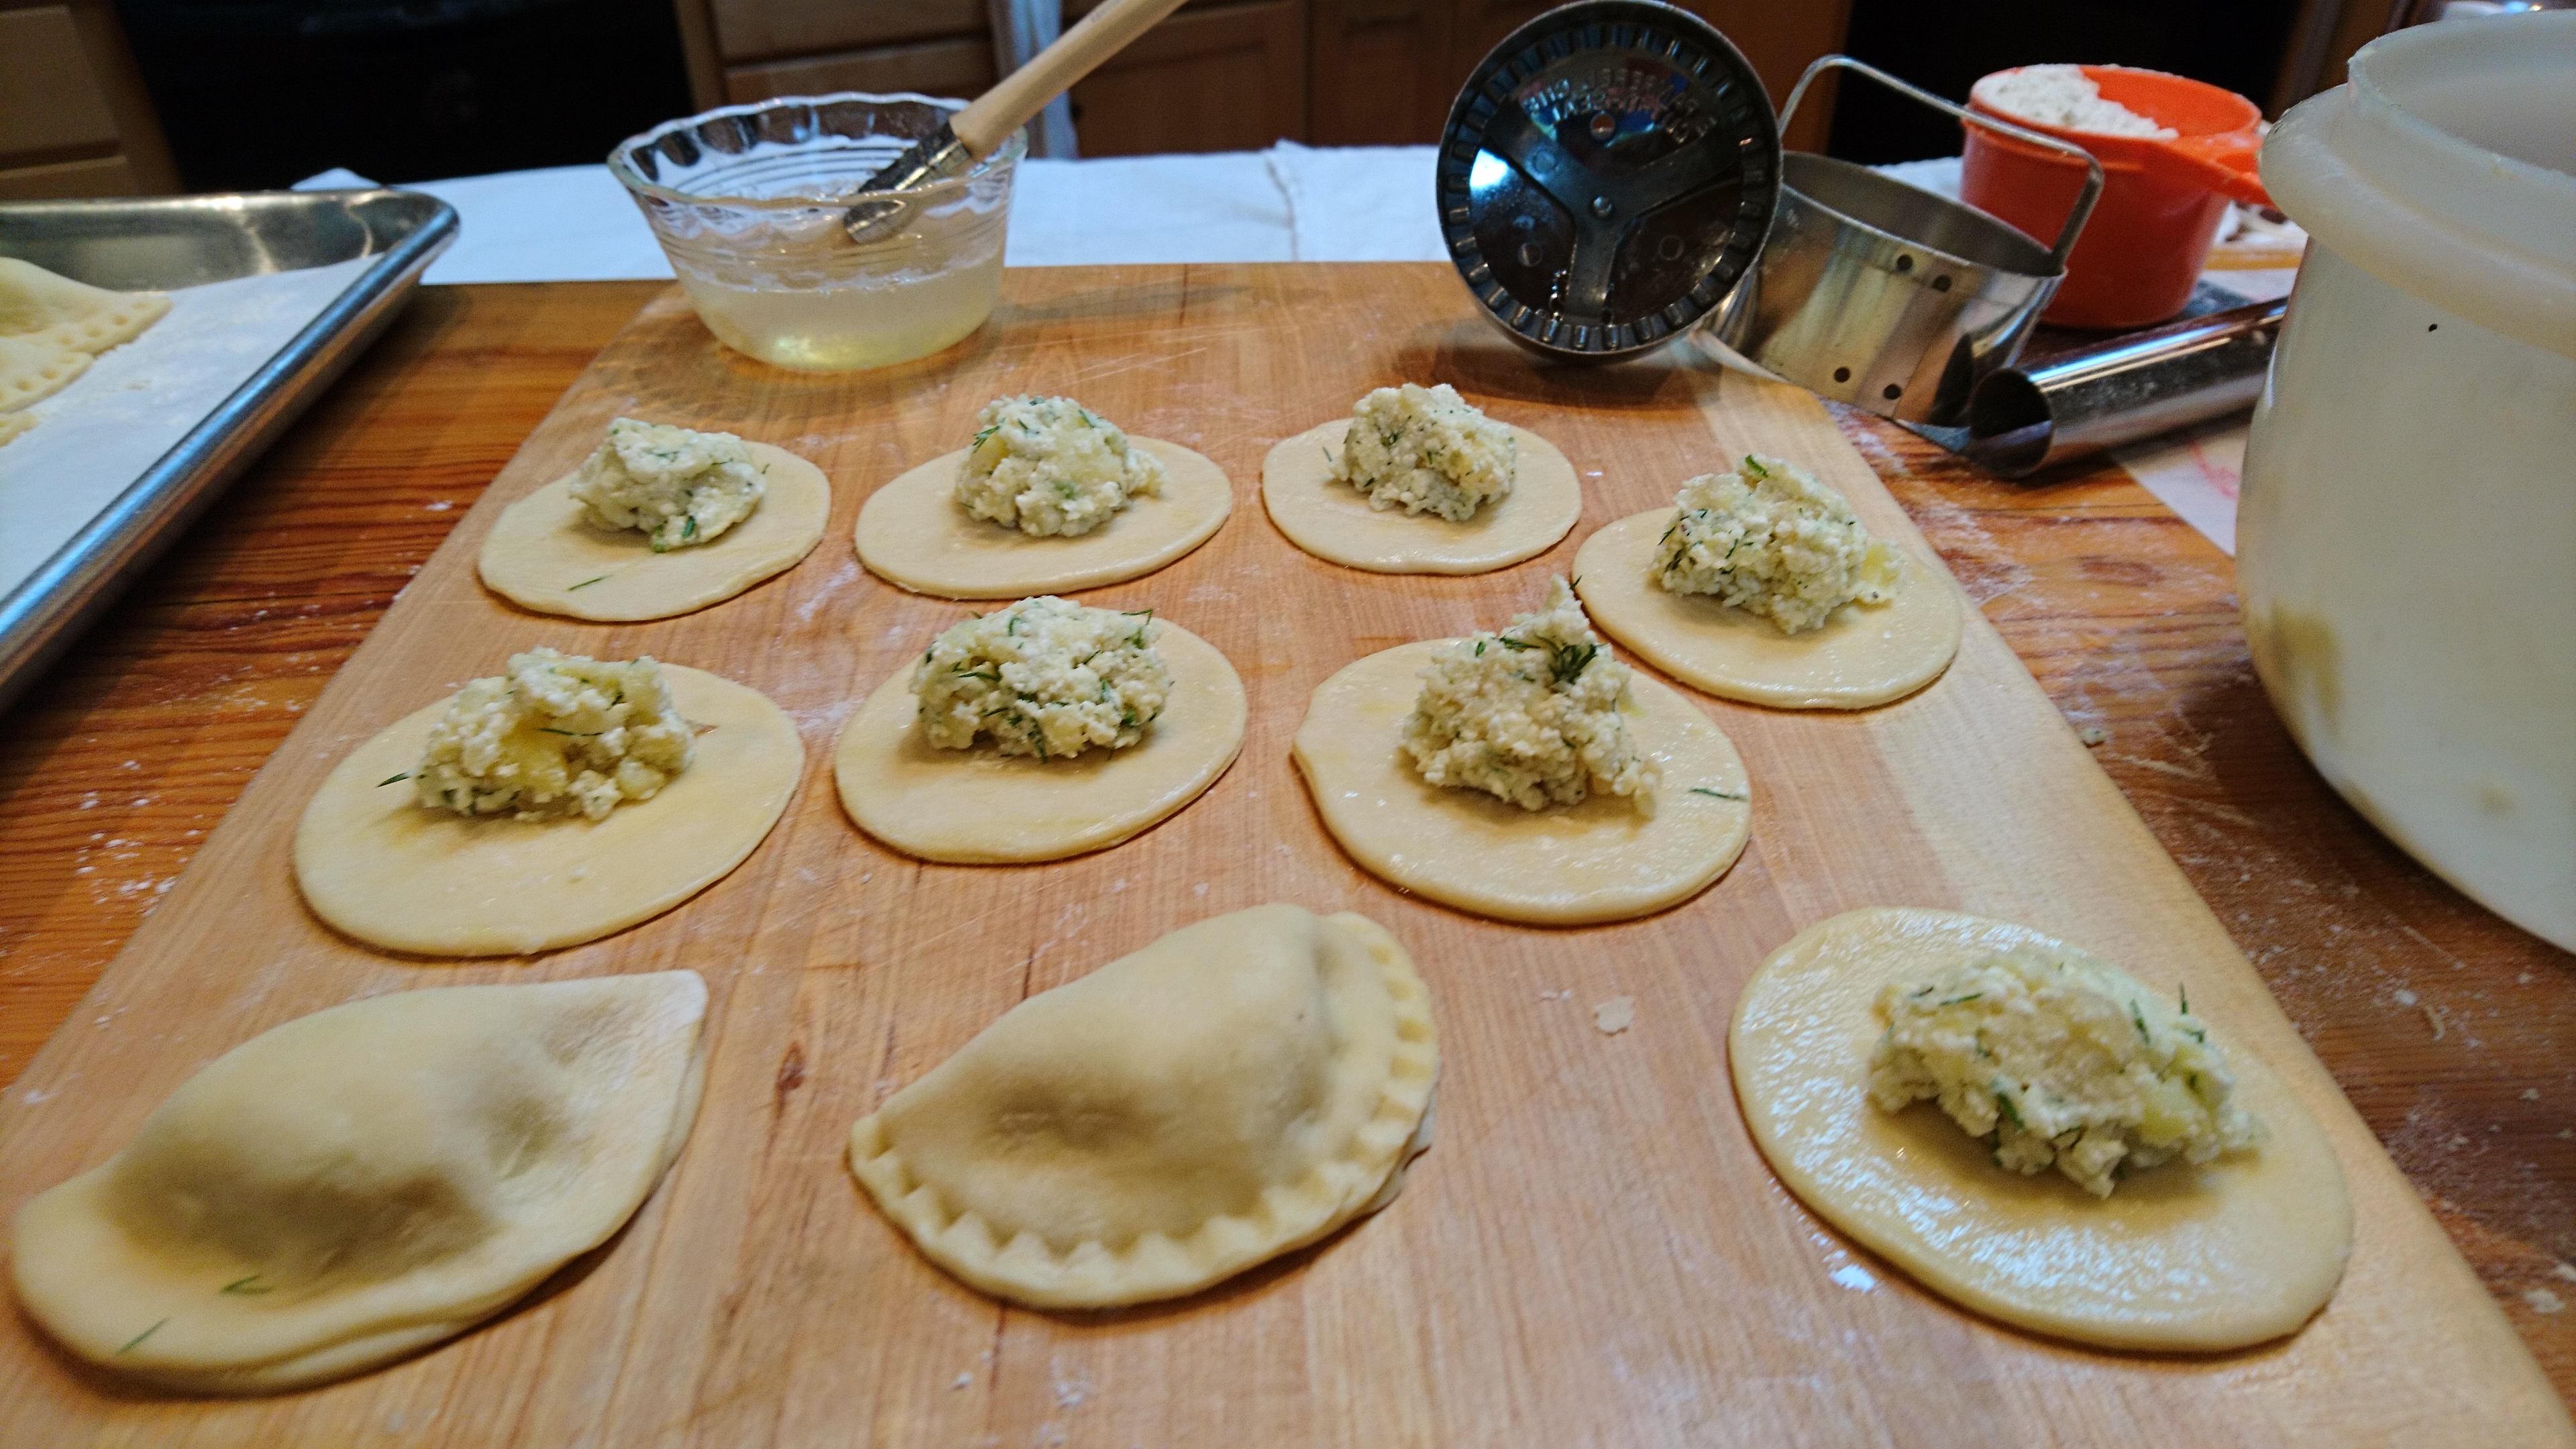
[0,190,455,716]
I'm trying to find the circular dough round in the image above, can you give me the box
[854,438,1232,599]
[477,441,831,622]
[294,665,803,957]
[1291,641,1751,925]
[1730,907,2354,1352]
[835,621,1246,863]
[1260,419,1580,574]
[1574,511,1963,710]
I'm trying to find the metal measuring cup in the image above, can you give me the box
[1709,57,2103,427]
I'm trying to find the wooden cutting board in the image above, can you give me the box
[2,265,2565,1446]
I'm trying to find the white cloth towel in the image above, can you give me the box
[1263,142,1446,262]
[297,165,672,283]
[295,143,1450,282]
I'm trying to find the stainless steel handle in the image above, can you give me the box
[1963,299,2287,478]
[1778,55,2104,272]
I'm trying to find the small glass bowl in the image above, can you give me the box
[609,94,1024,372]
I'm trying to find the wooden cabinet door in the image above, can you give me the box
[1307,0,1849,152]
[0,0,174,199]
[722,38,998,105]
[686,0,1841,158]
[703,0,991,63]
[1069,0,1309,156]
[680,0,998,109]
[1305,0,1453,146]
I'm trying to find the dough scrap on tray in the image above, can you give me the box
[1729,907,2354,1352]
[479,434,831,622]
[849,904,1438,1309]
[0,333,91,414]
[1260,417,1580,575]
[294,659,801,955]
[0,256,170,355]
[11,972,708,1393]
[855,437,1232,599]
[835,604,1246,863]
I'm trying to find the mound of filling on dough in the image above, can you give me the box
[1650,454,1901,635]
[411,649,694,821]
[1868,945,2263,1197]
[570,417,766,551]
[1402,578,1657,814]
[914,596,1173,761]
[1974,64,2178,140]
[1332,382,1517,522]
[955,395,1167,537]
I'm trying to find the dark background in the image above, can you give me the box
[118,0,695,190]
[116,0,2309,189]
[1827,0,2309,163]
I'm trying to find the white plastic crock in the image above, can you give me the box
[2242,12,2576,949]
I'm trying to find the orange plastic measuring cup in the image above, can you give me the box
[1961,65,2269,329]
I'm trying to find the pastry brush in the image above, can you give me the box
[845,0,1190,241]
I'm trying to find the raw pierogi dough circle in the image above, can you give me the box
[1731,907,2353,1352]
[478,441,831,622]
[1291,641,1751,925]
[855,438,1232,598]
[294,665,803,956]
[1575,511,1963,710]
[1261,419,1582,575]
[835,621,1246,863]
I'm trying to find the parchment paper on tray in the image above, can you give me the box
[0,256,374,600]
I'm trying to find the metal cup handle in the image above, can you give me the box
[1778,55,2104,272]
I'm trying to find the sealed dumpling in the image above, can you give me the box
[850,904,1438,1308]
[10,972,709,1393]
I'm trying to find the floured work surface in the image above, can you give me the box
[0,267,2562,1445]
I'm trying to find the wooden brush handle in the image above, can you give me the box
[951,0,1191,157]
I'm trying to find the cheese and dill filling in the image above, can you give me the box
[954,395,1168,538]
[1650,454,1901,635]
[1974,64,2178,140]
[568,417,766,552]
[1332,382,1517,523]
[914,596,1173,761]
[1401,578,1658,814]
[1867,944,2263,1197]
[407,649,694,822]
